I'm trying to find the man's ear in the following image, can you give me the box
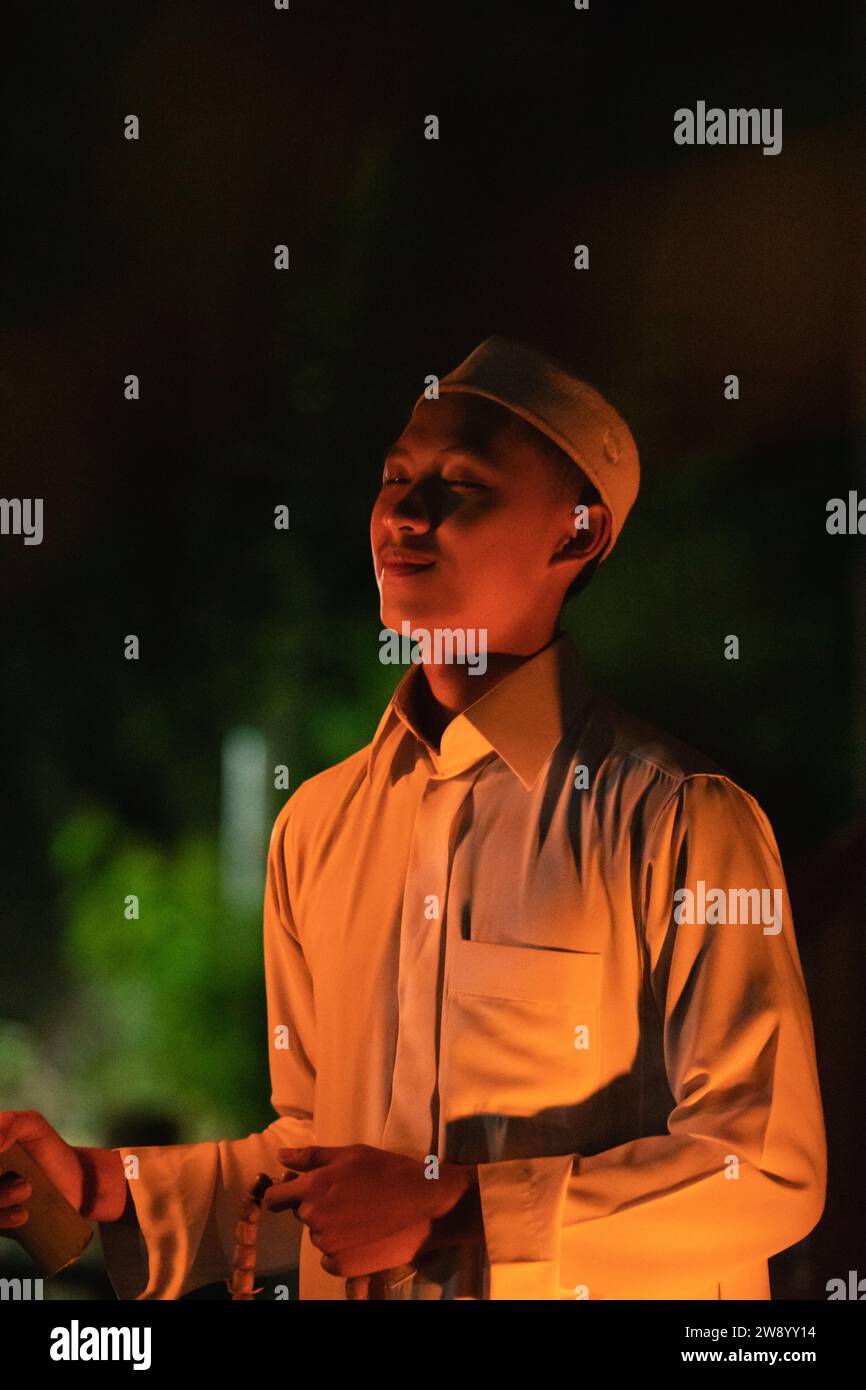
[553,501,611,569]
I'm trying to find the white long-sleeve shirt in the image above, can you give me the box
[100,629,826,1299]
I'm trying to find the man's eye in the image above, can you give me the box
[381,476,484,489]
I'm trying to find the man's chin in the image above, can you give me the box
[380,603,437,633]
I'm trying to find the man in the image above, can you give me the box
[0,336,826,1299]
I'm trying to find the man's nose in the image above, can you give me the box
[383,478,439,530]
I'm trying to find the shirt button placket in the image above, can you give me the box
[381,773,472,1160]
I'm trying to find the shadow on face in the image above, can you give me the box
[370,394,581,650]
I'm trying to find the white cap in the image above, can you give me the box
[413,335,640,559]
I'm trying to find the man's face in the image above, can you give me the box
[370,393,586,649]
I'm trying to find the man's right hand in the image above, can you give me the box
[0,1109,129,1228]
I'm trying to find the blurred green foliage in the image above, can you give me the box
[49,805,267,1137]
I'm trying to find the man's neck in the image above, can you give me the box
[412,632,561,750]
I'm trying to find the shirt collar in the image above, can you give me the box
[365,629,594,788]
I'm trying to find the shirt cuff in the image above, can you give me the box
[98,1142,225,1300]
[476,1152,575,1299]
[98,1211,150,1300]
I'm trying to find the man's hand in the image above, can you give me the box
[262,1143,482,1279]
[0,1109,129,1227]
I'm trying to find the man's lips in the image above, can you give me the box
[380,552,437,576]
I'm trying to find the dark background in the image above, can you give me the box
[1,0,863,1298]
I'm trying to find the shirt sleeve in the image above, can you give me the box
[99,795,316,1299]
[475,774,827,1299]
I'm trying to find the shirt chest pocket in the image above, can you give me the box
[441,939,603,1124]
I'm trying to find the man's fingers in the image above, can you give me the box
[0,1206,30,1229]
[0,1110,51,1155]
[0,1174,32,1208]
[276,1145,341,1170]
[262,1170,309,1213]
[0,1175,31,1229]
[320,1237,420,1280]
